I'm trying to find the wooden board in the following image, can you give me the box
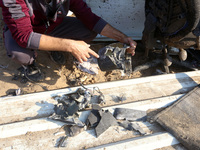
[0,71,199,125]
[1,71,199,149]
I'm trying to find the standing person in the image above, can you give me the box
[0,0,137,82]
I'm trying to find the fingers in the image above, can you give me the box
[75,48,99,63]
[126,37,137,56]
[129,41,137,50]
[88,49,99,58]
[130,41,137,48]
[85,52,91,59]
[77,58,83,63]
[126,47,135,56]
[86,44,99,58]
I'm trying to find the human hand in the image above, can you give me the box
[70,40,99,63]
[124,37,137,56]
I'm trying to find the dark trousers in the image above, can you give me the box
[4,17,97,65]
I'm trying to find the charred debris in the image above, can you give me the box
[48,85,147,148]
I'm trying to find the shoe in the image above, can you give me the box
[21,63,44,82]
[50,51,66,65]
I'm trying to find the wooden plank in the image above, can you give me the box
[0,94,182,139]
[87,132,179,150]
[0,118,65,139]
[1,71,197,149]
[1,71,199,101]
[0,71,199,125]
[0,127,173,150]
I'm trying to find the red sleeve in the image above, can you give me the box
[69,0,101,30]
[0,0,33,48]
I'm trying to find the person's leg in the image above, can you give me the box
[4,27,44,82]
[48,17,97,42]
[4,28,35,65]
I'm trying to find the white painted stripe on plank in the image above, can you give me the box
[0,73,196,124]
[0,71,198,125]
[106,94,183,111]
[0,118,65,139]
[1,71,199,102]
[87,132,179,150]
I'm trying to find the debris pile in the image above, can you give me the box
[49,86,148,147]
[113,108,147,135]
[86,104,118,137]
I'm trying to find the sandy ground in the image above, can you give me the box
[0,38,192,97]
[0,41,145,96]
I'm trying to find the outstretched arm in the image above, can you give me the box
[39,34,99,63]
[100,24,137,56]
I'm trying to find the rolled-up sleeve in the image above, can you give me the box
[0,0,41,49]
[69,0,108,34]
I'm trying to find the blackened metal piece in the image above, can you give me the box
[49,114,76,125]
[56,99,79,116]
[95,110,118,137]
[131,122,146,135]
[92,87,106,104]
[69,87,92,110]
[78,90,91,110]
[118,120,134,131]
[113,108,147,121]
[65,100,79,116]
[6,88,22,96]
[118,120,146,135]
[56,136,68,147]
[87,104,102,128]
[48,98,80,125]
[68,125,85,137]
[97,45,132,75]
[98,46,124,71]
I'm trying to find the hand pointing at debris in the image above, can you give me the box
[69,41,99,63]
[39,34,99,63]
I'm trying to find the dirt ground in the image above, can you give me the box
[0,41,141,96]
[0,39,193,97]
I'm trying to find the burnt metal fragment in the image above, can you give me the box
[118,120,134,131]
[118,120,146,135]
[55,136,68,148]
[65,125,85,137]
[113,108,147,121]
[98,45,132,75]
[86,105,118,137]
[95,110,118,137]
[87,104,102,128]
